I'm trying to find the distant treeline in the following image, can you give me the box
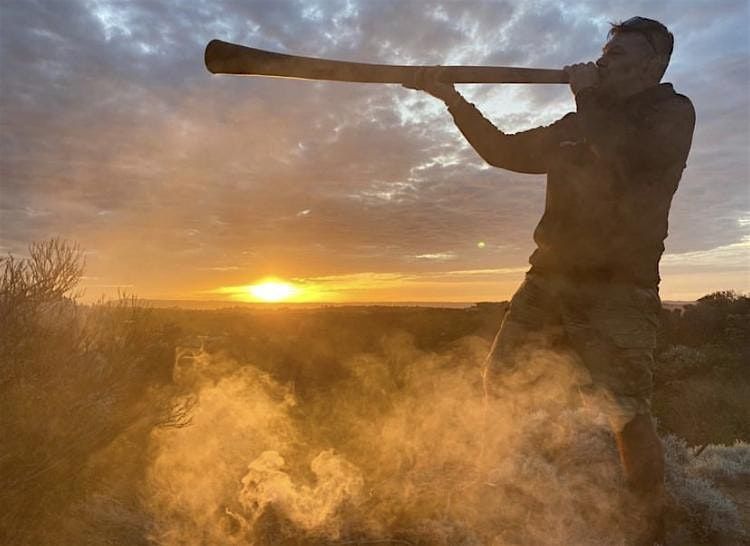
[658,290,750,354]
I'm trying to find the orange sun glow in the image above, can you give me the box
[247,280,298,302]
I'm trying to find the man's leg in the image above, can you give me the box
[561,282,665,543]
[482,272,559,399]
[568,337,664,498]
[480,272,559,478]
[617,411,667,545]
[616,412,665,497]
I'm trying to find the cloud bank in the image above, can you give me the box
[1,0,748,300]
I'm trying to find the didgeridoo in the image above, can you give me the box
[205,40,568,84]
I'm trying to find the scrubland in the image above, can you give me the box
[1,240,748,545]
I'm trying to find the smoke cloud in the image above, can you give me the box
[142,334,687,545]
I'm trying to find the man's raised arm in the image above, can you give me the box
[404,67,562,174]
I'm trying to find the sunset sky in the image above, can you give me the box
[1,0,748,303]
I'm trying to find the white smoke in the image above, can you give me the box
[143,335,747,545]
[239,449,364,535]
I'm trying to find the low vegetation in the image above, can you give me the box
[1,239,747,545]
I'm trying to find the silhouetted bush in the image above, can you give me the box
[0,238,84,365]
[659,290,750,354]
[0,239,180,545]
[652,291,750,446]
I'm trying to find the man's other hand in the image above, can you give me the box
[403,66,459,104]
[564,62,600,95]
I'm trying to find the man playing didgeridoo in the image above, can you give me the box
[405,16,695,543]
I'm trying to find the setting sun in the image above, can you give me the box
[210,278,332,303]
[248,280,298,302]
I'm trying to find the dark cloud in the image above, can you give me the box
[0,0,747,299]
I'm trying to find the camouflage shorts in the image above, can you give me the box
[484,271,661,429]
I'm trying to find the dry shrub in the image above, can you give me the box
[0,239,180,545]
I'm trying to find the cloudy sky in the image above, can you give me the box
[1,0,748,302]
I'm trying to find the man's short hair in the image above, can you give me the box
[609,16,673,77]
